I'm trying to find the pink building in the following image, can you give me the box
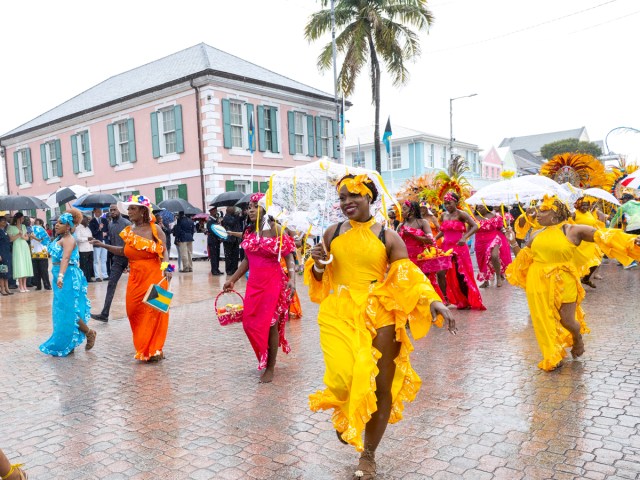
[481,146,504,180]
[0,43,340,218]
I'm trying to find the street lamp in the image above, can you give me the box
[449,93,477,162]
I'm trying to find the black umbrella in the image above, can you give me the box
[74,193,118,209]
[210,190,245,207]
[234,193,254,207]
[0,195,49,211]
[157,199,202,215]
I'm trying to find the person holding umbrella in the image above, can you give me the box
[89,207,109,281]
[172,211,195,272]
[206,206,223,275]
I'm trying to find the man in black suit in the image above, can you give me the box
[206,206,223,275]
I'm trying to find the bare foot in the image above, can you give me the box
[593,274,603,280]
[496,277,503,287]
[353,450,376,479]
[571,336,585,359]
[479,281,489,288]
[259,368,274,383]
[85,329,97,350]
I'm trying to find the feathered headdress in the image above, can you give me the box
[435,155,472,202]
[396,173,437,204]
[603,158,639,198]
[540,152,606,188]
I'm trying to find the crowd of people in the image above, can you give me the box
[3,178,640,480]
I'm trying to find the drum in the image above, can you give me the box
[210,224,228,240]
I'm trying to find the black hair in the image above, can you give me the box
[337,174,379,202]
[407,201,422,219]
[448,192,460,203]
[621,193,634,202]
[11,212,24,225]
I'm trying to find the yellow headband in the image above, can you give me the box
[337,174,373,198]
[538,194,559,212]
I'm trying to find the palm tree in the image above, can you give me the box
[305,0,434,173]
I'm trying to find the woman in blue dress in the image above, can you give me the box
[0,216,13,296]
[39,210,96,356]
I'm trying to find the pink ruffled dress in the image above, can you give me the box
[398,224,445,300]
[440,220,486,310]
[475,214,513,282]
[241,231,295,369]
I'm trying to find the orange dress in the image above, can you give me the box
[120,224,169,361]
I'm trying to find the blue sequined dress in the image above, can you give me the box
[39,236,91,356]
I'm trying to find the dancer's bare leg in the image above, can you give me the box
[260,324,279,383]
[559,302,583,358]
[491,245,503,287]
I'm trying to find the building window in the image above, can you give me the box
[264,108,274,152]
[320,117,330,156]
[294,112,305,154]
[230,102,244,149]
[73,131,92,173]
[160,108,177,155]
[45,142,59,178]
[18,150,29,184]
[164,186,180,200]
[234,180,251,193]
[116,121,130,164]
[352,151,365,168]
[426,144,435,168]
[440,145,447,167]
[390,145,402,170]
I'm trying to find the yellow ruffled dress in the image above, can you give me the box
[507,225,640,371]
[573,210,604,275]
[304,218,443,452]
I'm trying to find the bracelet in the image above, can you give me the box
[313,264,325,274]
[58,273,64,279]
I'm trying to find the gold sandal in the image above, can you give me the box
[353,450,376,479]
[2,464,28,480]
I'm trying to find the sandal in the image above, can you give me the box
[2,463,28,479]
[581,279,596,289]
[353,449,376,479]
[85,329,97,351]
[336,430,348,445]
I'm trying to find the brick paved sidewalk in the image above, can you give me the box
[1,262,639,479]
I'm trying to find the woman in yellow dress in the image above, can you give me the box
[506,195,640,371]
[305,174,456,479]
[573,197,606,288]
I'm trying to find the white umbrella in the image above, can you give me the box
[46,184,91,208]
[583,187,621,206]
[467,178,550,206]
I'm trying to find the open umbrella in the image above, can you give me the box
[234,193,253,207]
[74,193,119,209]
[158,198,202,215]
[46,185,91,208]
[466,178,550,206]
[0,195,49,211]
[154,208,175,225]
[210,190,245,207]
[583,187,620,206]
[191,212,209,220]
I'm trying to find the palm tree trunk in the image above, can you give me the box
[368,33,382,173]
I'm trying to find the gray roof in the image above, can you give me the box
[499,127,587,154]
[512,149,544,174]
[2,43,334,139]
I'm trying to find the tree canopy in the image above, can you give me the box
[540,139,602,160]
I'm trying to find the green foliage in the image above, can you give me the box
[540,139,603,160]
[305,0,434,172]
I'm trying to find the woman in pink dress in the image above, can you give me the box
[223,193,296,383]
[435,192,486,310]
[397,201,445,299]
[474,205,513,288]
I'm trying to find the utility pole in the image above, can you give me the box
[449,93,478,164]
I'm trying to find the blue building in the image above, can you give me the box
[344,125,483,194]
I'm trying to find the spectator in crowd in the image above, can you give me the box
[8,212,33,293]
[75,215,95,282]
[173,211,195,272]
[157,214,172,262]
[222,206,243,275]
[0,216,13,296]
[89,207,109,281]
[90,204,131,322]
[30,218,52,290]
[206,206,223,275]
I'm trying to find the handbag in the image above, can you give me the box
[142,277,173,313]
[0,264,8,274]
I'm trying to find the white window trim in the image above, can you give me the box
[158,107,178,157]
[263,152,283,159]
[46,177,61,185]
[293,111,308,156]
[16,150,28,184]
[229,100,248,151]
[18,183,33,190]
[163,185,180,200]
[293,154,312,162]
[45,141,60,179]
[78,171,94,179]
[114,121,130,165]
[229,149,252,157]
[75,132,92,173]
[115,163,134,172]
[157,153,181,164]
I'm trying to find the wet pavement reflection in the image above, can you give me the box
[1,260,639,479]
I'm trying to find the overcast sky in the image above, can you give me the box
[1,0,639,158]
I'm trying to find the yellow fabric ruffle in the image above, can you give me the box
[505,246,534,289]
[305,257,443,451]
[594,229,640,267]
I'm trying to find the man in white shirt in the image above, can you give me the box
[75,216,95,281]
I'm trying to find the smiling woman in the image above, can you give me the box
[305,173,456,479]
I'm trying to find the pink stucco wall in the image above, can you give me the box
[482,147,502,179]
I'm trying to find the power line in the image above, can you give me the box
[570,8,640,33]
[427,0,619,53]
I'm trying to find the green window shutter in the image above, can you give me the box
[332,119,339,159]
[40,144,49,180]
[55,140,63,177]
[60,204,66,213]
[222,99,232,149]
[107,124,116,166]
[151,112,160,158]
[259,181,268,193]
[270,108,279,153]
[127,119,137,163]
[315,116,322,157]
[257,106,266,152]
[25,148,33,183]
[13,151,20,186]
[83,132,91,171]
[307,115,315,157]
[174,104,184,154]
[71,134,80,173]
[225,180,235,191]
[246,103,255,151]
[252,181,258,193]
[155,187,164,203]
[46,210,51,225]
[178,184,188,200]
[287,111,296,155]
